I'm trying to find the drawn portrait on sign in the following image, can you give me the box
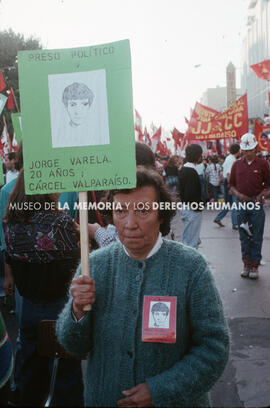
[48,69,110,148]
[148,301,171,329]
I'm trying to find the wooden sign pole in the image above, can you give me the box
[79,191,91,311]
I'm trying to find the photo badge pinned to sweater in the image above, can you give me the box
[142,296,177,343]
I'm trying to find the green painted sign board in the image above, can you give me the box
[18,39,136,194]
[11,113,23,143]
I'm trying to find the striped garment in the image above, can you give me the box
[0,312,13,389]
[207,163,222,187]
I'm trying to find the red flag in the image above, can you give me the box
[250,60,270,81]
[0,72,6,92]
[171,127,184,151]
[2,115,12,152]
[165,141,172,156]
[143,126,151,146]
[156,140,167,156]
[151,127,162,152]
[137,127,144,142]
[151,126,162,141]
[254,120,270,151]
[135,109,142,131]
[7,89,15,109]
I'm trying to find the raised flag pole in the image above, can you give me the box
[79,191,91,311]
[10,88,20,113]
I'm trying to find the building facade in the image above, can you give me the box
[241,0,270,119]
[200,86,227,112]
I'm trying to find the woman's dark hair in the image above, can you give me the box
[167,156,177,166]
[7,152,16,161]
[135,142,155,167]
[4,170,57,223]
[185,144,202,163]
[209,155,218,170]
[151,302,169,315]
[230,143,240,155]
[106,166,175,236]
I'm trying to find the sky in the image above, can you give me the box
[0,0,248,133]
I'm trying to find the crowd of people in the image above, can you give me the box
[0,133,269,407]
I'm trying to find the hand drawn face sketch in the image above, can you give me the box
[63,82,94,128]
[149,301,170,329]
[48,69,110,148]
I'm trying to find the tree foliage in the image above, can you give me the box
[0,28,42,136]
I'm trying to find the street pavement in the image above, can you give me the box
[1,204,270,407]
[200,204,270,408]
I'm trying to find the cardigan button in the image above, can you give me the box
[135,275,141,281]
[127,351,133,358]
[138,262,143,268]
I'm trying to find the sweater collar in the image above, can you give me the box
[184,162,197,171]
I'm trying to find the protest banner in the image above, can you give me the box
[11,113,23,143]
[254,120,270,151]
[0,94,7,116]
[186,94,248,141]
[18,40,136,298]
[186,102,219,140]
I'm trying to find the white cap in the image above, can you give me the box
[240,133,258,150]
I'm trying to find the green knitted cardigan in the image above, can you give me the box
[56,240,229,407]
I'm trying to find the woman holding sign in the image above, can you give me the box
[3,170,84,407]
[57,166,229,408]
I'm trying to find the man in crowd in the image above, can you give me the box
[57,166,229,407]
[214,143,240,229]
[178,144,204,248]
[230,133,270,279]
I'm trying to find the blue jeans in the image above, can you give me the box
[214,179,238,228]
[16,296,84,406]
[181,209,203,249]
[237,204,265,265]
[210,184,219,201]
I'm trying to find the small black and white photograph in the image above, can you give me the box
[48,69,110,148]
[148,301,171,329]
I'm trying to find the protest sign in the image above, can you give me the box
[18,40,136,293]
[18,39,136,195]
[11,113,23,143]
[0,94,7,116]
